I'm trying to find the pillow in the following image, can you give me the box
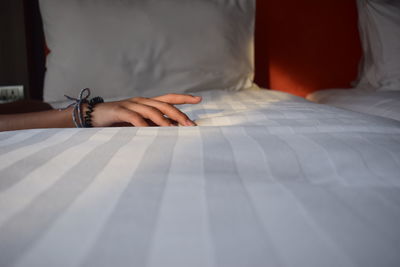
[39,0,255,104]
[355,0,400,91]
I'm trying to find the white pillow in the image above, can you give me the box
[355,0,400,91]
[39,0,255,103]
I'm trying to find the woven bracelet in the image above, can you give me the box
[62,88,90,128]
[62,88,103,128]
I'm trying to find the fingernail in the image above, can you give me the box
[186,120,195,126]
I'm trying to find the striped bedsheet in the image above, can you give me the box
[1,87,400,267]
[307,88,400,122]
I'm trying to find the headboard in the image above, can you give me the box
[255,0,362,97]
[25,0,362,99]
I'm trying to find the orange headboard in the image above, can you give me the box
[254,0,362,97]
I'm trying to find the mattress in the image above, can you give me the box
[1,87,400,267]
[307,88,400,121]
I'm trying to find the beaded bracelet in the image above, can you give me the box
[83,96,104,128]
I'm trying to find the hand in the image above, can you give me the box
[90,94,202,127]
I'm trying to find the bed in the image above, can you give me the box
[1,0,400,266]
[307,89,400,121]
[307,0,400,122]
[1,87,400,267]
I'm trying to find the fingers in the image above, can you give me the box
[131,98,195,126]
[114,107,149,127]
[94,94,200,127]
[153,94,202,105]
[122,102,173,127]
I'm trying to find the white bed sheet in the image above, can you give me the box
[307,88,400,121]
[1,87,400,267]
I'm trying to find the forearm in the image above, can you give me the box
[0,108,75,132]
[0,93,201,132]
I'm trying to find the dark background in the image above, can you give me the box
[0,0,45,100]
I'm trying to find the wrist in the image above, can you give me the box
[85,103,103,127]
[62,88,104,128]
[82,97,104,127]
